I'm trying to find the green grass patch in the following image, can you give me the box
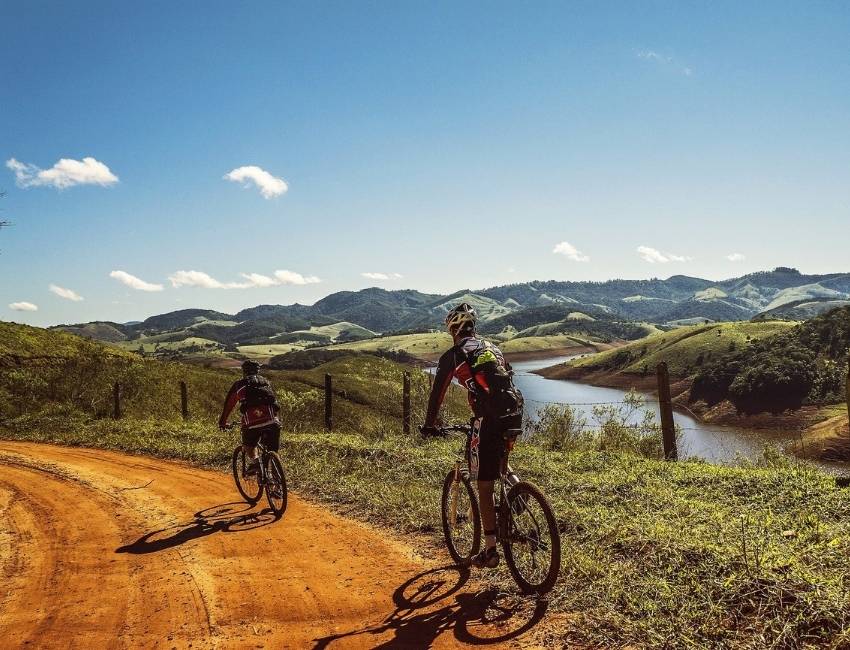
[4,415,850,647]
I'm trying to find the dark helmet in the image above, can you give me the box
[241,359,261,375]
[445,302,477,336]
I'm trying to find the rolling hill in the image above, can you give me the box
[49,267,850,358]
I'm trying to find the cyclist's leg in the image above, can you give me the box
[474,418,505,567]
[260,423,282,452]
[241,427,261,466]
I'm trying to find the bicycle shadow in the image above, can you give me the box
[115,501,277,554]
[311,564,549,649]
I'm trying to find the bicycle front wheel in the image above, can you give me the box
[501,481,561,594]
[232,446,263,504]
[264,452,288,517]
[441,469,481,565]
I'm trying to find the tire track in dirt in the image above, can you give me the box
[0,442,554,649]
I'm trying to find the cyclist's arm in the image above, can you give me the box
[424,351,454,428]
[218,381,244,428]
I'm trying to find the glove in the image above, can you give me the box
[419,425,441,438]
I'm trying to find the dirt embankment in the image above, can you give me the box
[0,442,555,649]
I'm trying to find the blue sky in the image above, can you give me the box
[2,1,849,326]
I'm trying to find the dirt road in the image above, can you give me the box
[0,442,552,649]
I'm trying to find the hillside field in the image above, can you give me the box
[547,321,797,379]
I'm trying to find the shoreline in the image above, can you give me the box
[534,361,848,460]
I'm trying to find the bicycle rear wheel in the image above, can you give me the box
[232,446,263,504]
[501,481,561,594]
[441,469,481,565]
[264,452,288,517]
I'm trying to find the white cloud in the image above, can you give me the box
[637,246,692,264]
[240,272,278,288]
[361,272,404,280]
[9,301,38,311]
[110,270,164,292]
[727,253,746,262]
[7,157,118,189]
[49,284,83,301]
[169,270,239,289]
[223,165,288,199]
[169,269,320,289]
[552,241,590,262]
[274,269,321,285]
[637,49,693,76]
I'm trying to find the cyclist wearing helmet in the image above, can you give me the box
[421,303,523,569]
[219,360,281,476]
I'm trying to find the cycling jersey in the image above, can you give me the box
[219,375,280,430]
[424,336,509,427]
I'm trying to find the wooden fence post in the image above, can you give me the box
[403,372,411,434]
[656,362,677,460]
[324,373,333,431]
[180,381,189,420]
[113,382,121,420]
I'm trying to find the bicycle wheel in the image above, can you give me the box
[264,452,288,517]
[501,481,561,594]
[232,446,263,504]
[441,469,481,565]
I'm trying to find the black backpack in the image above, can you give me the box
[240,375,279,412]
[460,341,524,425]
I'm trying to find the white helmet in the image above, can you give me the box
[445,302,477,336]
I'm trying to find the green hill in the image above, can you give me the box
[691,306,850,414]
[543,321,796,379]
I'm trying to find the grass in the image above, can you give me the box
[115,336,224,354]
[6,320,850,646]
[323,332,454,359]
[564,321,797,378]
[5,414,850,647]
[237,342,307,357]
[499,333,597,354]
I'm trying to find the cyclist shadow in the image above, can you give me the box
[115,502,276,555]
[311,564,549,649]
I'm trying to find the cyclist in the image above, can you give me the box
[219,359,281,476]
[421,303,523,569]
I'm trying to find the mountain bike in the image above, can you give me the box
[226,424,288,517]
[436,421,561,594]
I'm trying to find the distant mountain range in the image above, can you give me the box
[52,267,850,348]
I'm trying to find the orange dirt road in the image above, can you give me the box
[0,442,552,649]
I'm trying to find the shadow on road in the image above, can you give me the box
[115,501,277,554]
[312,564,549,649]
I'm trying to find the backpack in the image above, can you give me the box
[460,340,524,427]
[240,375,279,412]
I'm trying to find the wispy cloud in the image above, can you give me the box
[110,270,164,292]
[49,284,83,301]
[361,272,404,280]
[9,301,38,311]
[637,245,692,264]
[271,270,321,285]
[726,253,746,262]
[637,49,693,76]
[223,165,288,199]
[7,157,118,189]
[169,269,320,289]
[552,241,590,262]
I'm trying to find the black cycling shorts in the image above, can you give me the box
[469,417,508,482]
[241,422,281,452]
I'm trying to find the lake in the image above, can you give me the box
[510,356,798,464]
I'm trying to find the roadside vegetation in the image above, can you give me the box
[4,320,850,647]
